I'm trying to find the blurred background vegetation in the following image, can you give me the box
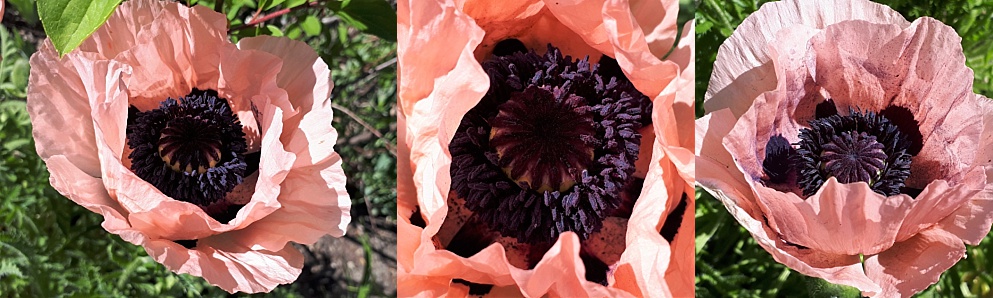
[695,0,993,297]
[0,0,397,296]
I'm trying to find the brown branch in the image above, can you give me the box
[331,103,397,157]
[230,1,324,32]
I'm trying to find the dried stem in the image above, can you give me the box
[331,103,397,157]
[229,1,324,32]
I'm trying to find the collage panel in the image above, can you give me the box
[397,0,694,296]
[696,0,993,297]
[2,0,397,296]
[3,0,993,296]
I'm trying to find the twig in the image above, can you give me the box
[331,103,397,157]
[230,1,324,32]
[214,0,224,13]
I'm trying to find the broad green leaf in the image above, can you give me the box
[37,0,123,57]
[265,24,284,37]
[300,15,321,37]
[327,0,397,41]
[259,0,284,10]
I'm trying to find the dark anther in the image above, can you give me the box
[797,110,913,196]
[581,249,610,286]
[880,105,923,155]
[492,39,528,57]
[410,206,427,228]
[762,135,798,184]
[490,86,596,192]
[814,99,838,119]
[445,215,497,259]
[659,193,688,242]
[126,89,249,214]
[175,239,198,249]
[244,151,262,176]
[596,55,625,83]
[452,279,494,295]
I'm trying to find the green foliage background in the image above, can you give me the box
[0,0,397,296]
[695,0,993,297]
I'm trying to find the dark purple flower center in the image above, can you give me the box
[762,100,922,197]
[126,89,256,222]
[820,131,887,184]
[448,42,652,245]
[798,104,916,197]
[489,86,596,192]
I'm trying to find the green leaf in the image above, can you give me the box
[259,0,284,10]
[37,0,124,57]
[300,15,322,37]
[265,24,284,37]
[327,0,397,41]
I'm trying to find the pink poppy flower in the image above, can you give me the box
[27,0,350,293]
[397,0,694,296]
[695,0,993,296]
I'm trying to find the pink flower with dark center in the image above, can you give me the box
[27,0,350,293]
[397,0,695,296]
[696,0,993,296]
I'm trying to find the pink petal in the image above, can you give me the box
[708,180,882,295]
[225,157,351,251]
[45,155,138,241]
[398,0,488,238]
[810,18,984,188]
[236,36,339,168]
[600,0,678,99]
[143,234,305,293]
[894,177,984,242]
[516,233,635,297]
[463,1,602,64]
[112,5,228,109]
[754,178,913,256]
[78,0,228,61]
[628,0,678,58]
[668,22,695,150]
[618,141,676,297]
[864,228,966,297]
[695,110,755,212]
[665,194,694,297]
[28,41,102,177]
[705,0,907,117]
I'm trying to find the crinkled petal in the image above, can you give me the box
[598,0,677,98]
[143,234,305,293]
[113,3,227,109]
[863,228,966,298]
[28,41,102,177]
[894,176,984,242]
[705,182,882,295]
[705,0,908,117]
[398,0,487,240]
[810,18,984,187]
[78,0,228,61]
[226,157,351,251]
[236,36,337,167]
[515,233,634,297]
[616,140,675,297]
[628,0,678,58]
[754,178,913,256]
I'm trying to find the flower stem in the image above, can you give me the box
[229,1,324,32]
